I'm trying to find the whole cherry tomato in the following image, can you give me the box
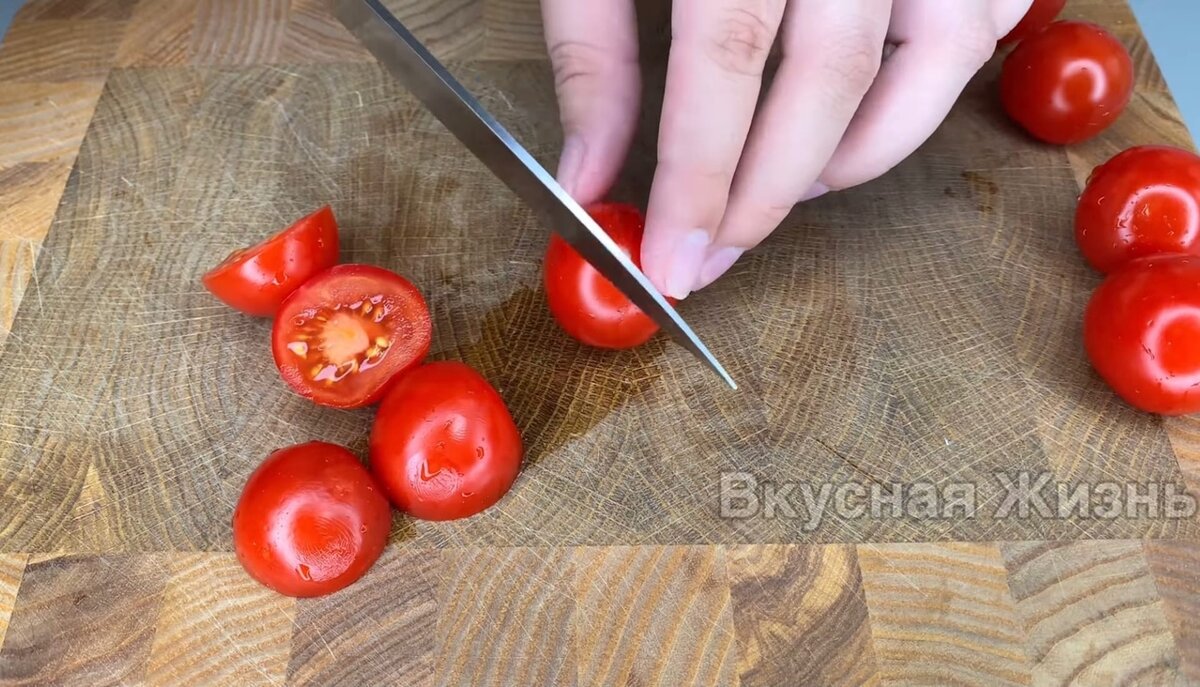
[1084,255,1200,415]
[1076,146,1200,273]
[369,362,522,521]
[203,206,339,317]
[1000,21,1133,145]
[999,0,1066,45]
[272,264,431,409]
[233,442,392,597]
[544,202,668,349]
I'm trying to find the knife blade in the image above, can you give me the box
[333,0,736,389]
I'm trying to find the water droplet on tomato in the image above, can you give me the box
[475,446,485,459]
[297,563,312,581]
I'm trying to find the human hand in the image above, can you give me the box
[541,0,1034,298]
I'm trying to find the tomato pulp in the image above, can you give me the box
[272,264,432,408]
[1000,21,1133,145]
[1076,146,1200,273]
[1084,255,1200,415]
[369,362,522,521]
[203,206,340,317]
[233,442,392,597]
[544,203,667,349]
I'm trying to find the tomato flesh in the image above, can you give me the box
[1076,146,1200,273]
[369,362,522,521]
[233,442,392,597]
[272,264,431,408]
[203,206,340,317]
[1084,255,1200,415]
[1000,21,1133,145]
[999,0,1066,45]
[544,203,669,349]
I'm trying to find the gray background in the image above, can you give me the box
[0,0,1194,137]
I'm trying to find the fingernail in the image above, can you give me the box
[557,136,585,197]
[800,182,830,202]
[694,246,745,291]
[663,229,710,300]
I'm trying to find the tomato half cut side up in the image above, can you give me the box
[272,264,432,408]
[202,205,340,317]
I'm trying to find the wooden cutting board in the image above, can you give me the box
[1,0,1198,684]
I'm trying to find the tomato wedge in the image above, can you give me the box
[203,206,340,317]
[233,441,391,597]
[369,362,523,521]
[272,264,432,408]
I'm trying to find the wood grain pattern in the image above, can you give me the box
[0,554,27,652]
[434,548,575,686]
[0,81,105,167]
[483,0,545,60]
[382,0,486,62]
[1143,540,1200,683]
[0,554,167,685]
[573,546,737,686]
[281,0,373,64]
[1001,541,1182,686]
[726,544,879,687]
[114,0,195,68]
[13,0,136,22]
[287,549,441,686]
[0,161,73,341]
[144,554,294,687]
[0,20,124,83]
[190,0,288,66]
[859,543,1031,686]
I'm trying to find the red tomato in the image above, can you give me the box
[999,0,1066,45]
[272,264,431,409]
[233,442,392,597]
[203,206,340,317]
[369,362,522,521]
[1084,255,1200,415]
[544,203,668,349]
[1076,146,1200,273]
[1000,21,1133,145]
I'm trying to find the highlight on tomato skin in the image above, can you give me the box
[1000,21,1133,145]
[543,202,671,350]
[369,361,523,521]
[202,205,340,317]
[1075,146,1200,273]
[271,264,432,409]
[232,441,392,598]
[1084,254,1200,416]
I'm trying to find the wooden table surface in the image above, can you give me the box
[1,0,1198,685]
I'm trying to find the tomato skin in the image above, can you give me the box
[999,0,1066,45]
[369,362,522,521]
[1076,146,1200,273]
[272,264,432,409]
[544,203,667,349]
[1084,255,1200,415]
[203,206,340,317]
[233,442,392,598]
[1000,21,1133,145]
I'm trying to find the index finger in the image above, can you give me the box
[641,0,786,299]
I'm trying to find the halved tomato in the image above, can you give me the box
[272,264,432,408]
[203,206,340,317]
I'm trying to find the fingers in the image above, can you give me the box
[541,0,640,204]
[817,0,1004,191]
[699,0,891,288]
[640,0,787,299]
